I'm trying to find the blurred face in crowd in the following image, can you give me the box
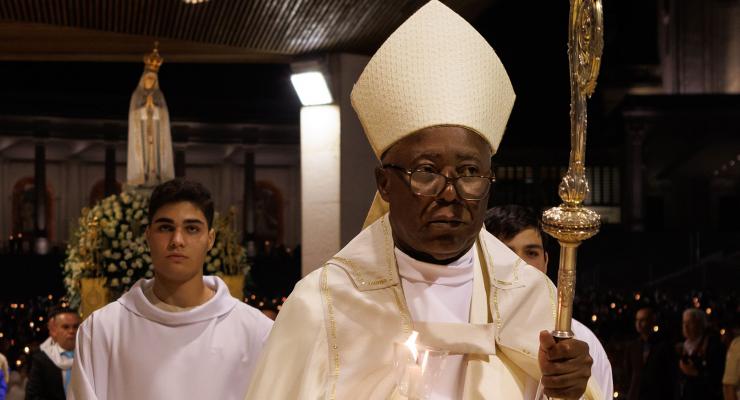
[50,312,81,351]
[376,126,492,263]
[146,201,215,284]
[501,227,548,273]
[635,308,655,338]
[682,310,704,341]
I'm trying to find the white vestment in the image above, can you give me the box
[70,276,273,400]
[396,246,475,399]
[399,247,614,399]
[245,213,603,399]
[572,320,614,398]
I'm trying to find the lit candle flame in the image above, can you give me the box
[420,347,430,373]
[404,330,419,362]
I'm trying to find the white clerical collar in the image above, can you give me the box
[142,282,201,313]
[395,246,475,286]
[118,276,237,326]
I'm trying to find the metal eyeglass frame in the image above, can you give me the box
[381,163,495,200]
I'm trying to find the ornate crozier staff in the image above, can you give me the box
[541,1,603,396]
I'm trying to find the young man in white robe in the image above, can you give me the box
[246,1,601,399]
[70,179,273,400]
[486,205,614,398]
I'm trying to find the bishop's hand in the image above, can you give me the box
[538,330,592,399]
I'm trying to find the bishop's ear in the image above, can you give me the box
[375,166,391,202]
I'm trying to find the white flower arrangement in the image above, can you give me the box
[63,190,249,308]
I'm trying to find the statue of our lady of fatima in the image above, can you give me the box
[126,44,174,188]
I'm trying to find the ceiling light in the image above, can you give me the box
[290,60,333,106]
[291,71,333,106]
[183,0,208,4]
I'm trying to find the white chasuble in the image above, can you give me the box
[245,213,603,399]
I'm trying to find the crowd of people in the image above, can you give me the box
[572,288,738,399]
[2,287,736,399]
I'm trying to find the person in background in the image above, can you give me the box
[0,350,8,392]
[0,367,6,400]
[722,314,740,400]
[5,371,26,400]
[26,307,81,400]
[622,306,675,400]
[679,308,725,400]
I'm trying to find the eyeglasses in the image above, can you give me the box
[382,164,495,200]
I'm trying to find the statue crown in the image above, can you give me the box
[144,42,164,72]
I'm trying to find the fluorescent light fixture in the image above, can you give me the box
[291,71,333,106]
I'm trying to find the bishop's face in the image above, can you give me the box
[146,201,215,284]
[376,126,492,264]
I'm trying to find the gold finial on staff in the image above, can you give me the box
[542,0,604,352]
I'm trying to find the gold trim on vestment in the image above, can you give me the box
[380,216,413,334]
[475,239,494,325]
[320,266,339,400]
[392,286,413,334]
[546,274,557,322]
[380,217,396,280]
[330,256,366,285]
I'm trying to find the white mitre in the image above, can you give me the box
[351,0,516,227]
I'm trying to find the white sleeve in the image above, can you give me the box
[572,319,614,399]
[69,318,101,400]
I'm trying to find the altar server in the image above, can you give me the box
[71,179,273,400]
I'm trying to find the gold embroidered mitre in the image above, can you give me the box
[350,0,516,159]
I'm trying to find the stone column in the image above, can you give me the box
[0,148,6,249]
[33,143,49,253]
[660,0,740,93]
[104,144,117,196]
[243,150,256,242]
[175,148,186,178]
[301,105,341,275]
[624,123,647,231]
